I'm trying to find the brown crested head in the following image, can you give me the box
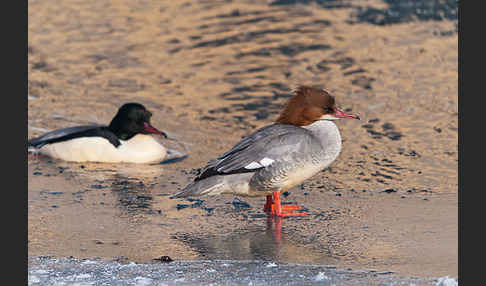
[275,86,359,126]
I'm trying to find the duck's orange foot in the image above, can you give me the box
[264,193,308,217]
[279,204,308,217]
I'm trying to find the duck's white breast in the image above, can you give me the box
[39,134,166,163]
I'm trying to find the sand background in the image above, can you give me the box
[28,0,458,279]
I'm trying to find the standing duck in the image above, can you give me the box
[172,86,359,217]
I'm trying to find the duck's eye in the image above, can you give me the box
[323,107,334,113]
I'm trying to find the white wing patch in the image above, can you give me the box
[244,157,275,170]
[244,162,262,169]
[259,157,275,166]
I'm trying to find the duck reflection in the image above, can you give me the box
[172,216,337,265]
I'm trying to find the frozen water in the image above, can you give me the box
[436,276,458,286]
[134,276,154,286]
[28,257,454,286]
[265,262,277,268]
[314,272,329,281]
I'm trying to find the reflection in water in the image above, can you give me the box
[110,177,156,215]
[270,0,458,25]
[30,155,336,265]
[269,0,352,9]
[352,0,458,25]
[172,216,337,265]
[30,156,166,217]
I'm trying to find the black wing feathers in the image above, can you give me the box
[28,125,121,148]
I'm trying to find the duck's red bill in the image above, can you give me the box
[144,122,168,138]
[334,108,360,120]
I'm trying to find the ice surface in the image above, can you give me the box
[265,262,277,268]
[134,276,154,286]
[28,257,454,286]
[436,276,458,286]
[314,272,329,281]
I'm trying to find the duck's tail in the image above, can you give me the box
[170,173,252,199]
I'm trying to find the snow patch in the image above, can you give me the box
[28,275,40,284]
[75,273,92,279]
[134,276,153,286]
[314,272,329,281]
[265,262,277,268]
[436,276,458,286]
[32,269,49,274]
[120,262,137,268]
[81,260,99,265]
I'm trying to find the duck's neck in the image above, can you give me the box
[303,120,342,159]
